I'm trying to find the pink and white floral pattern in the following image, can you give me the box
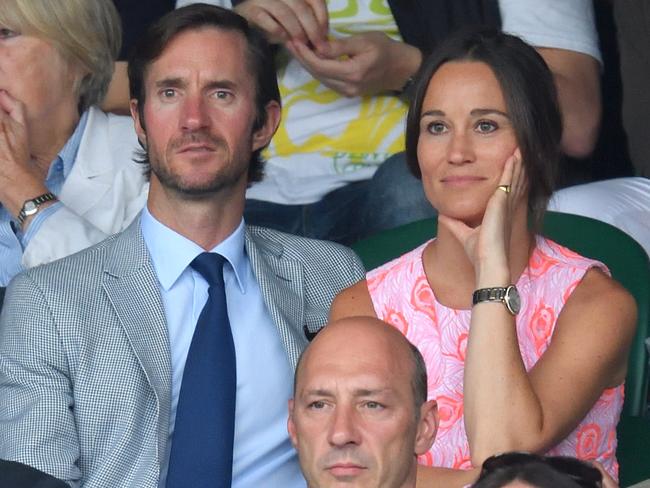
[367,236,623,478]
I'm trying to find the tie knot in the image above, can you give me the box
[190,252,225,288]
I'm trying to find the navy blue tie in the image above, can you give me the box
[166,253,236,488]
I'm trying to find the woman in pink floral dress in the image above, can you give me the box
[331,30,636,487]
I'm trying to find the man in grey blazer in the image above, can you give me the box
[0,5,364,488]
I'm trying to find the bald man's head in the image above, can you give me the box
[294,317,428,413]
[288,316,438,488]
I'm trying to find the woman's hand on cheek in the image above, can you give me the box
[0,89,49,221]
[440,150,523,284]
[0,90,31,173]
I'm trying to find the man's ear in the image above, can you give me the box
[414,399,438,455]
[130,99,147,148]
[287,398,298,448]
[252,100,281,152]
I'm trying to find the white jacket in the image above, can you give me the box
[22,106,148,268]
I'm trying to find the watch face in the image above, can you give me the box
[24,201,38,215]
[505,285,521,315]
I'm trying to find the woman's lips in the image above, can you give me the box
[441,175,487,187]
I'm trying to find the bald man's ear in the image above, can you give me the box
[414,399,438,455]
[287,399,298,448]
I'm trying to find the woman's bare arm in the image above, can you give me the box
[450,157,637,464]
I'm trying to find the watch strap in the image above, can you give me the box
[17,192,57,226]
[472,287,507,305]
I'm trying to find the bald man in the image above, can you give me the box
[288,316,438,488]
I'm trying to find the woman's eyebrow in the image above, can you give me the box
[470,108,509,118]
[421,109,445,118]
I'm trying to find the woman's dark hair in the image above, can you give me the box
[471,452,604,488]
[405,29,562,230]
[127,3,280,183]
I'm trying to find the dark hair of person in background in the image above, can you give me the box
[472,452,604,488]
[127,3,281,183]
[404,28,562,230]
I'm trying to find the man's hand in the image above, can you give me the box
[286,32,422,97]
[234,0,328,50]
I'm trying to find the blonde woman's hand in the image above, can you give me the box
[0,90,52,225]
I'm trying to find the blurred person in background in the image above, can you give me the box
[106,0,601,244]
[471,452,618,488]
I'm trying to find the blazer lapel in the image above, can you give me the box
[245,229,308,370]
[59,107,113,216]
[101,218,171,465]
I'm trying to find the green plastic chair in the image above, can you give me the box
[617,415,650,486]
[351,211,650,417]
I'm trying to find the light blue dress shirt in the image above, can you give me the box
[140,207,305,488]
[0,111,89,286]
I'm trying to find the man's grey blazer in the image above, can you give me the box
[0,218,365,487]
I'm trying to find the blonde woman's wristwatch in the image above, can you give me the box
[472,285,521,315]
[17,192,58,226]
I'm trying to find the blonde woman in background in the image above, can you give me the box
[0,0,146,291]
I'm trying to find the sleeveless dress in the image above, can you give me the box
[367,236,623,477]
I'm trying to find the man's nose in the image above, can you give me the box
[327,405,361,447]
[180,93,209,131]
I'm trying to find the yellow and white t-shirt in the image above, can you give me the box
[246,0,408,204]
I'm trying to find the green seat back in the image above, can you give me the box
[617,415,650,486]
[351,211,650,417]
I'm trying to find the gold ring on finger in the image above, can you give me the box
[497,184,511,194]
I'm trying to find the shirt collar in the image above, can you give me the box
[140,205,248,293]
[46,110,89,182]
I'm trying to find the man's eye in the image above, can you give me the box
[427,122,447,135]
[214,90,232,100]
[0,28,19,39]
[307,401,326,410]
[476,120,498,133]
[364,401,384,410]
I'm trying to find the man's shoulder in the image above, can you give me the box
[246,225,362,265]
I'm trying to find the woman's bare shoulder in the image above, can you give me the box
[549,266,637,387]
[563,267,637,325]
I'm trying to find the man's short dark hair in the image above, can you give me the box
[127,3,281,182]
[472,453,603,488]
[409,342,428,410]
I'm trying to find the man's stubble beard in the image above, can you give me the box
[147,130,251,200]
